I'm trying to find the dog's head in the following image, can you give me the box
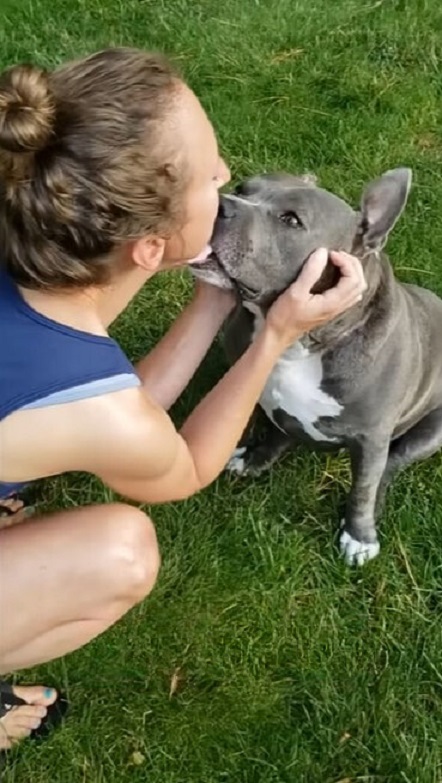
[191,168,411,305]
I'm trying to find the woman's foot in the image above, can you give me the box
[0,685,58,750]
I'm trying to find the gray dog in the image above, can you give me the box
[192,168,442,565]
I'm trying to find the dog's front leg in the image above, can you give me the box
[226,416,293,477]
[340,436,391,566]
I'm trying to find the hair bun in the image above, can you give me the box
[0,64,56,155]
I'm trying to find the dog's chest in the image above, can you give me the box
[247,306,343,442]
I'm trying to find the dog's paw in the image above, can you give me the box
[226,444,276,477]
[339,527,380,566]
[226,447,248,475]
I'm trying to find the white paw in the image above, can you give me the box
[226,446,247,475]
[339,528,380,566]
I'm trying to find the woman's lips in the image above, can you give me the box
[187,244,212,265]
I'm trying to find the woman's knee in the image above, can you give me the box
[97,503,161,604]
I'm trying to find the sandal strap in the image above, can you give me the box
[0,682,26,718]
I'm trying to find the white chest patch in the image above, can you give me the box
[244,304,343,442]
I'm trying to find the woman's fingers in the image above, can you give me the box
[330,249,367,290]
[321,250,366,312]
[291,247,329,296]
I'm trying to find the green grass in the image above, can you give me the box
[2,0,442,781]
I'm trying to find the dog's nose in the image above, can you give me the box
[218,195,236,220]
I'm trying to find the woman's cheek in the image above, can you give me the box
[207,190,220,224]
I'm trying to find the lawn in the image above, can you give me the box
[1,0,442,781]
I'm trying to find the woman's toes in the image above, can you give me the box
[19,717,43,731]
[13,684,58,707]
[23,705,48,718]
[16,725,34,736]
[16,705,47,727]
[0,498,24,515]
[0,684,64,749]
[0,713,35,745]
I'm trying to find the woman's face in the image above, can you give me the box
[160,84,230,267]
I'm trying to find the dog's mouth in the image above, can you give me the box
[190,248,226,275]
[190,250,237,291]
[191,250,263,302]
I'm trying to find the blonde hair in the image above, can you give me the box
[0,47,186,289]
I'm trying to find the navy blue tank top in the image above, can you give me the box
[0,269,140,498]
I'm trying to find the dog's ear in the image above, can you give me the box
[358,168,411,253]
[297,172,318,187]
[235,172,318,196]
[281,172,318,188]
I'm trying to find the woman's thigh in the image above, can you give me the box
[0,502,160,665]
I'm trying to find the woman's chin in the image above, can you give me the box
[187,243,213,265]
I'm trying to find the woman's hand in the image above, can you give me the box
[265,247,366,349]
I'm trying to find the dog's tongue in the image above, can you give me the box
[188,244,212,265]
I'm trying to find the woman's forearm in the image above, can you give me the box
[136,289,233,410]
[179,324,290,488]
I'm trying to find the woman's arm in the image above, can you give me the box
[92,250,366,503]
[135,282,235,410]
[93,320,296,503]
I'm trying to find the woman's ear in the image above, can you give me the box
[132,236,166,272]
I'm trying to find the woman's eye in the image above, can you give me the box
[279,211,302,228]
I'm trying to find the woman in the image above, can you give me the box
[0,47,366,750]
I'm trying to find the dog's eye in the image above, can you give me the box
[279,211,302,228]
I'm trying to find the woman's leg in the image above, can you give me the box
[0,502,160,748]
